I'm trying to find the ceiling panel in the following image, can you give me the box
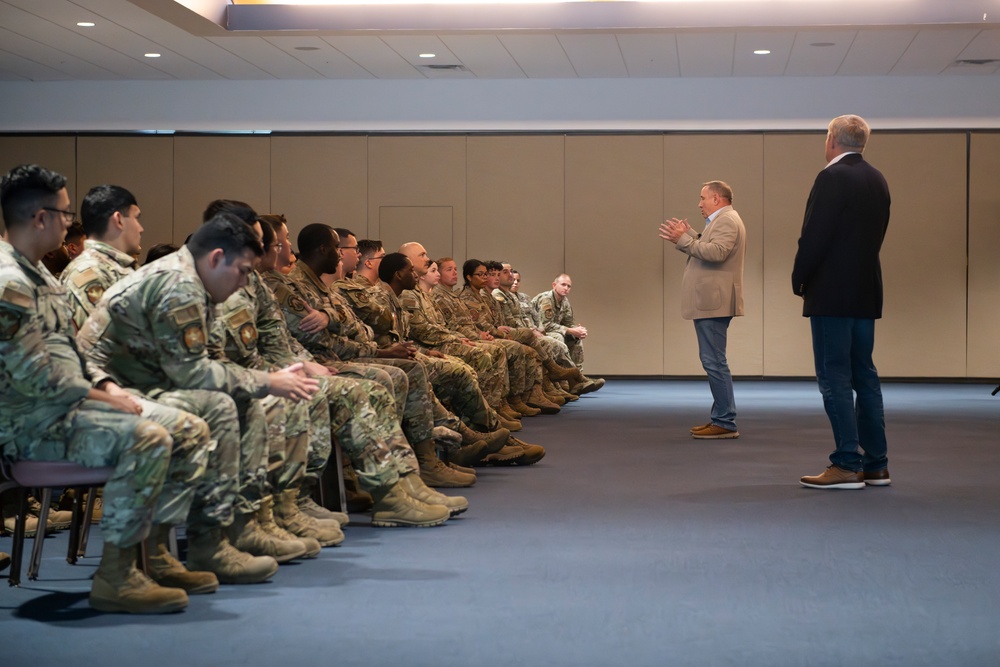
[440,34,526,79]
[558,34,627,78]
[207,36,321,79]
[732,31,794,77]
[785,30,855,76]
[616,33,679,78]
[677,32,735,77]
[264,36,372,79]
[499,35,577,79]
[322,36,423,79]
[0,47,72,81]
[0,25,121,79]
[837,29,917,76]
[380,35,472,78]
[891,28,980,75]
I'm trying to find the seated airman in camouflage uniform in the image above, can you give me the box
[0,164,211,614]
[533,274,605,395]
[78,213,322,584]
[267,224,475,489]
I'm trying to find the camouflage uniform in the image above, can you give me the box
[267,262,440,448]
[459,284,543,388]
[338,276,497,430]
[215,271,410,491]
[0,245,209,547]
[61,239,137,332]
[494,287,577,369]
[77,246,268,528]
[533,289,585,369]
[401,286,509,407]
[432,284,532,395]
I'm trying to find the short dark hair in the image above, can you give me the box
[357,239,383,262]
[144,243,179,264]
[1,164,67,230]
[258,214,275,251]
[462,259,484,285]
[378,252,409,283]
[485,260,503,273]
[260,214,287,236]
[65,221,86,244]
[333,227,355,243]
[202,199,258,225]
[297,223,335,259]
[188,213,263,261]
[80,184,138,238]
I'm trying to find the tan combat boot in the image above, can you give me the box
[2,503,39,537]
[186,526,278,585]
[508,395,541,417]
[273,489,344,548]
[344,463,375,513]
[526,385,561,414]
[413,439,476,488]
[89,542,188,614]
[370,483,450,528]
[456,422,509,451]
[398,473,469,516]
[258,495,321,557]
[27,496,73,530]
[447,461,476,475]
[143,525,219,594]
[544,359,585,384]
[227,510,307,563]
[509,436,546,465]
[541,377,567,406]
[0,551,9,573]
[448,440,491,467]
[297,478,349,527]
[480,444,527,466]
[498,400,524,422]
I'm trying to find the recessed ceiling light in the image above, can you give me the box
[810,42,835,47]
[753,50,771,55]
[294,46,320,51]
[419,53,436,58]
[144,53,161,58]
[76,21,95,27]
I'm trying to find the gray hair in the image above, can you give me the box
[828,114,870,150]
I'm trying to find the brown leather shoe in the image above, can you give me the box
[691,425,739,439]
[800,465,865,489]
[689,423,713,434]
[864,469,891,486]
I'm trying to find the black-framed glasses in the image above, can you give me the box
[274,243,285,251]
[41,207,77,223]
[472,271,487,277]
[369,254,386,261]
[340,245,359,251]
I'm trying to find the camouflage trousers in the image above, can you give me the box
[439,339,509,408]
[355,357,435,446]
[492,338,542,394]
[22,398,209,548]
[334,361,406,424]
[320,374,417,492]
[151,388,242,529]
[261,394,311,496]
[417,352,495,431]
[547,331,585,369]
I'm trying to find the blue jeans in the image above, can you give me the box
[810,316,888,472]
[693,317,736,431]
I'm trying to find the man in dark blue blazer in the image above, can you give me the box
[793,115,891,490]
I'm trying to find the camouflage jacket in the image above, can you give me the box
[532,289,575,336]
[335,275,406,348]
[400,287,463,348]
[0,245,92,455]
[491,287,534,329]
[77,246,269,400]
[266,263,379,362]
[210,271,302,371]
[430,284,480,340]
[61,240,137,332]
[514,291,542,329]
[460,285,504,336]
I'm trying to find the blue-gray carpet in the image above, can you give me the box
[2,380,999,666]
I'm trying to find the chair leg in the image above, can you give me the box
[8,489,28,587]
[78,489,96,558]
[28,488,52,581]
[333,440,347,513]
[66,487,84,564]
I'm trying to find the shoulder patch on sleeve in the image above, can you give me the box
[70,266,101,288]
[0,283,32,310]
[170,303,202,327]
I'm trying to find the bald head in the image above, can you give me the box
[399,241,431,277]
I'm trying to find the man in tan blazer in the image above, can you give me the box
[659,180,746,439]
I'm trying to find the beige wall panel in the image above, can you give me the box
[367,136,467,262]
[0,136,77,222]
[863,133,967,377]
[380,206,453,260]
[565,135,663,375]
[466,135,565,297]
[270,136,368,245]
[662,134,764,377]
[968,132,1000,378]
[76,136,174,263]
[762,133,824,376]
[172,136,270,243]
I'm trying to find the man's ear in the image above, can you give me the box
[206,247,225,269]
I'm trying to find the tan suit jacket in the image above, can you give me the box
[675,205,746,320]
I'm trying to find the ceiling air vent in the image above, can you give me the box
[422,64,467,71]
[955,58,1000,65]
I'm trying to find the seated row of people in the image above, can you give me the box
[0,163,601,613]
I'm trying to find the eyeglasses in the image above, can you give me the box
[369,254,386,261]
[41,207,77,223]
[472,271,487,277]
[274,243,284,251]
[340,245,359,252]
